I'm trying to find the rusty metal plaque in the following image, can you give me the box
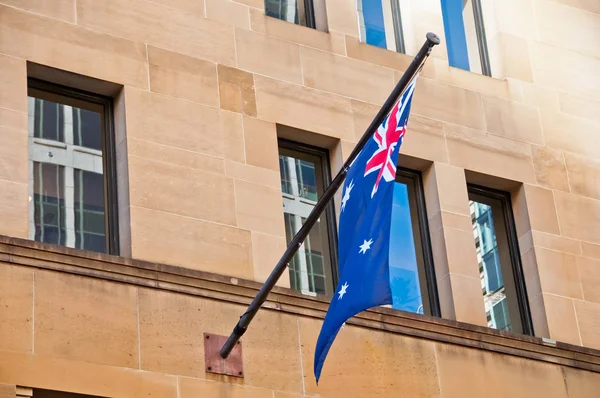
[203,333,244,377]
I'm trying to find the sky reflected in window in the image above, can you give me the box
[389,181,423,313]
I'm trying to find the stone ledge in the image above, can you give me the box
[1,234,599,373]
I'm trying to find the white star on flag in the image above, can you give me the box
[337,281,349,300]
[341,180,354,212]
[358,239,373,254]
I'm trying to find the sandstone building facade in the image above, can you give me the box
[0,0,599,396]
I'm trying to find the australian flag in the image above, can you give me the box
[314,76,419,383]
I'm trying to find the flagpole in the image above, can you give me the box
[220,32,440,359]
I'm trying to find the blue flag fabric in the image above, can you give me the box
[313,77,418,383]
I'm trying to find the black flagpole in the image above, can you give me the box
[220,32,440,359]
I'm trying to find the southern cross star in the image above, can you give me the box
[358,238,373,254]
[338,281,349,300]
[341,180,354,212]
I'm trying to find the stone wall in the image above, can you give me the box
[0,0,599,374]
[0,239,599,397]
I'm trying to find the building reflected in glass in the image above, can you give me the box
[279,143,335,296]
[470,200,511,331]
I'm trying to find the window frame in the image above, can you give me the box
[394,167,441,317]
[27,78,120,256]
[468,183,534,335]
[277,138,339,295]
[471,0,492,77]
[390,0,406,54]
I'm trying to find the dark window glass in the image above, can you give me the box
[279,141,337,296]
[389,168,439,316]
[34,388,105,398]
[34,99,65,142]
[266,0,305,25]
[469,185,533,335]
[265,0,314,28]
[33,162,66,246]
[73,108,103,151]
[74,169,106,253]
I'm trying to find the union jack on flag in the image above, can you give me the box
[364,80,415,197]
[314,75,418,383]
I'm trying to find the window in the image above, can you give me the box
[441,0,492,76]
[265,0,316,28]
[389,168,439,316]
[28,79,119,255]
[468,185,533,334]
[278,140,337,296]
[32,389,104,398]
[462,0,491,76]
[358,0,413,54]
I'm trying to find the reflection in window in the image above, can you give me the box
[279,141,336,296]
[440,0,493,76]
[358,0,388,49]
[28,80,116,255]
[279,155,318,202]
[462,0,492,76]
[471,201,509,330]
[33,162,66,246]
[33,99,65,142]
[469,186,532,335]
[75,169,106,253]
[358,0,419,54]
[389,169,438,316]
[74,108,103,151]
[285,214,328,294]
[265,0,312,27]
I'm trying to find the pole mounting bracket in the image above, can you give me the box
[204,333,244,377]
